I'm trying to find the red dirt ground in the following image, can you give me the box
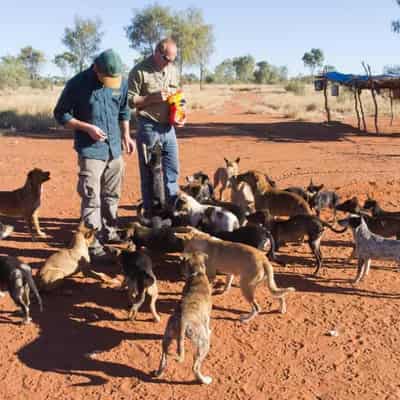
[1,91,400,400]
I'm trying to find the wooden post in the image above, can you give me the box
[323,79,331,122]
[362,62,379,133]
[357,89,367,132]
[390,89,394,126]
[353,87,361,130]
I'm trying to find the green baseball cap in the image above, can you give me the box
[94,49,123,89]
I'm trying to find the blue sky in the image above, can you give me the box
[2,0,400,77]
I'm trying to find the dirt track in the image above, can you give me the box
[1,91,400,400]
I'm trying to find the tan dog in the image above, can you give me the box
[0,168,50,239]
[175,228,295,322]
[154,251,212,384]
[236,170,312,217]
[37,224,109,291]
[213,157,240,200]
[230,178,255,214]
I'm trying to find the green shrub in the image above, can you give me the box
[284,80,305,95]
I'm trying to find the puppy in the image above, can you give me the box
[200,206,240,233]
[338,215,400,284]
[117,248,160,322]
[213,157,240,200]
[0,168,50,239]
[236,171,312,217]
[0,256,42,324]
[175,228,295,322]
[175,192,240,229]
[153,251,212,384]
[37,224,101,291]
[183,172,214,203]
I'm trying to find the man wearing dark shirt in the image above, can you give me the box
[54,49,135,258]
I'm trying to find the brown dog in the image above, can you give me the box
[36,224,109,291]
[0,168,50,239]
[236,170,312,216]
[154,251,212,384]
[175,228,295,322]
[213,157,240,200]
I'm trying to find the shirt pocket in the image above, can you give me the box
[89,91,103,121]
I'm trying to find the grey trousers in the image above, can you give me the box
[77,156,124,249]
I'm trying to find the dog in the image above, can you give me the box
[121,220,184,255]
[175,192,240,230]
[212,225,274,256]
[0,256,42,324]
[338,215,400,284]
[0,168,50,239]
[363,196,400,218]
[183,172,214,203]
[284,186,311,203]
[230,178,255,215]
[306,179,324,195]
[36,224,106,291]
[264,215,347,275]
[235,171,312,217]
[309,190,340,221]
[116,247,160,322]
[153,251,212,384]
[203,198,247,226]
[175,228,295,322]
[200,206,240,233]
[213,157,240,200]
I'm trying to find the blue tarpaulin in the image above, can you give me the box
[322,72,400,89]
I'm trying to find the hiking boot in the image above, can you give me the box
[0,224,14,240]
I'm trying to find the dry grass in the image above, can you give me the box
[0,83,397,131]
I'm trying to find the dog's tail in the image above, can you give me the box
[319,218,348,234]
[19,263,43,312]
[262,260,295,297]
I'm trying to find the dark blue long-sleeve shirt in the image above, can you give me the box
[53,67,131,160]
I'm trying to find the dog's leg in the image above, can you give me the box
[32,210,46,238]
[153,315,178,378]
[362,258,371,281]
[193,330,212,385]
[239,281,260,322]
[148,284,161,322]
[348,245,357,261]
[10,271,31,324]
[128,290,146,321]
[310,237,322,276]
[221,274,234,293]
[353,258,365,284]
[278,295,287,314]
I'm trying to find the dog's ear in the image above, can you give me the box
[235,157,240,164]
[224,157,229,165]
[317,184,324,192]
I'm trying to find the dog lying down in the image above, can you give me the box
[114,247,160,322]
[37,224,112,291]
[153,251,212,384]
[0,256,42,324]
[338,215,400,284]
[175,227,295,322]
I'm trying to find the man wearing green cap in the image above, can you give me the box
[54,49,135,258]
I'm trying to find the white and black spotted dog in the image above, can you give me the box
[338,215,400,284]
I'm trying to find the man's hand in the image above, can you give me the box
[123,134,136,155]
[86,124,107,141]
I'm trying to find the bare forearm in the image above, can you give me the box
[65,118,91,133]
[120,120,130,137]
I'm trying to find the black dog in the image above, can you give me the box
[212,225,275,258]
[363,197,400,218]
[0,256,42,324]
[118,249,160,322]
[183,172,214,203]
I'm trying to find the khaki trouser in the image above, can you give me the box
[77,156,124,250]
